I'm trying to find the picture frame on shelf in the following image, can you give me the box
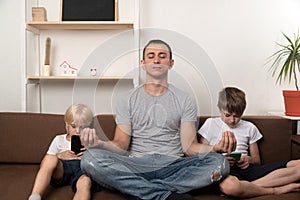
[60,0,118,21]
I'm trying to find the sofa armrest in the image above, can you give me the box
[291,135,300,159]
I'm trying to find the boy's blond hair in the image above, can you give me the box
[217,87,246,117]
[64,104,94,127]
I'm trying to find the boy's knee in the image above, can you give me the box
[219,175,241,196]
[77,175,92,189]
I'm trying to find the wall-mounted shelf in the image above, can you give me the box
[268,112,300,120]
[27,76,133,81]
[26,21,134,30]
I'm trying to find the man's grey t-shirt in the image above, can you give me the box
[115,84,197,157]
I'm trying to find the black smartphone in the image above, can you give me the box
[71,135,84,154]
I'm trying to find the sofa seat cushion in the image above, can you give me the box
[0,164,39,200]
[0,164,73,200]
[0,164,128,200]
[247,193,300,200]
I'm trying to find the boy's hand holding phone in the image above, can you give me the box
[225,152,241,167]
[226,153,249,169]
[229,152,242,161]
[237,155,250,169]
[57,149,82,160]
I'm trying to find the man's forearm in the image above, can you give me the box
[97,141,129,156]
[185,143,215,156]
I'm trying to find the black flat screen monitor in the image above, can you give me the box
[61,0,115,21]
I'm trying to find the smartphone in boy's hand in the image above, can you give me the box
[229,152,242,161]
[71,135,84,154]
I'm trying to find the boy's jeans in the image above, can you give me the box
[81,149,229,200]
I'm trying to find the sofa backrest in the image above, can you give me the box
[242,116,292,164]
[95,115,116,141]
[0,113,117,164]
[0,113,293,164]
[0,112,65,164]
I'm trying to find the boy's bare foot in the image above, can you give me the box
[28,194,41,200]
[273,183,300,194]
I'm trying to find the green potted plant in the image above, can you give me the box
[267,32,300,116]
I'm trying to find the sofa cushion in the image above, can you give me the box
[243,116,292,164]
[0,113,300,200]
[0,113,65,163]
[95,114,116,141]
[0,113,117,164]
[0,164,43,199]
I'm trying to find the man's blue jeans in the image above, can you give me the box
[81,149,229,200]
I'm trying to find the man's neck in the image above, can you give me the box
[143,82,169,96]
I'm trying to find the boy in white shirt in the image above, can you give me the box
[28,104,99,200]
[199,87,300,198]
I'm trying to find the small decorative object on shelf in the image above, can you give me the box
[43,37,51,76]
[32,7,47,21]
[90,68,97,76]
[59,61,78,76]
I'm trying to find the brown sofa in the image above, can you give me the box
[0,112,300,200]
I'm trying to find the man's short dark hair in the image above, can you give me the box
[142,39,172,60]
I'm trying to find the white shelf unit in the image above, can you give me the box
[27,75,134,80]
[24,0,140,113]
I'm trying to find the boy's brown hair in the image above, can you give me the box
[217,87,246,117]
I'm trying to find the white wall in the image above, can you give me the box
[1,0,300,115]
[0,0,23,111]
[139,0,300,115]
